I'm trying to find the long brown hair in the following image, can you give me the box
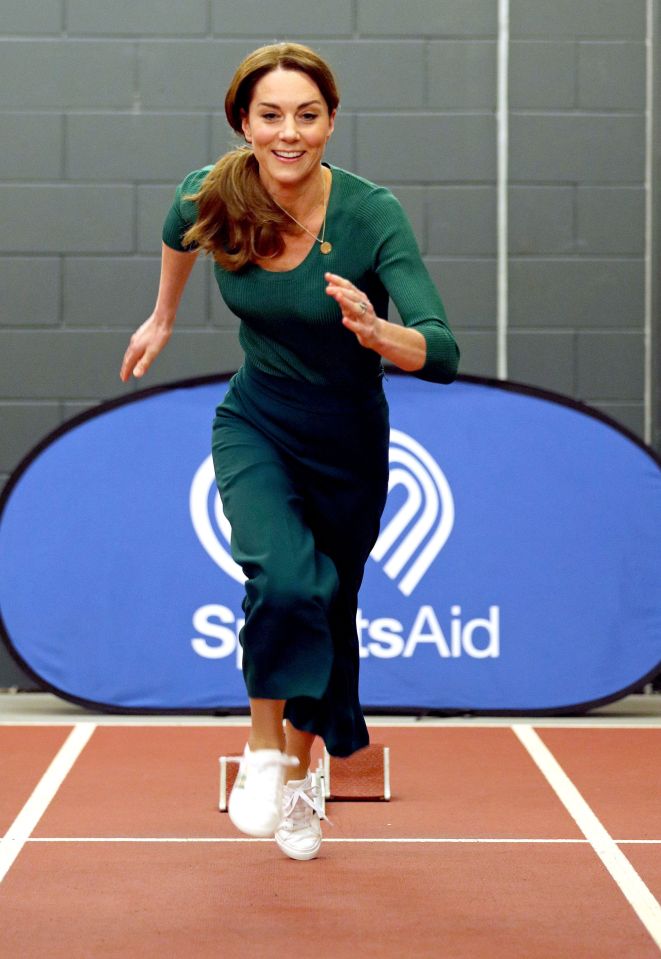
[183,43,340,271]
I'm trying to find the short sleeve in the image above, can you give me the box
[161,166,213,252]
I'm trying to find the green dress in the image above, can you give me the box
[163,163,459,756]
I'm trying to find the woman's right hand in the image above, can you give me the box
[119,312,173,382]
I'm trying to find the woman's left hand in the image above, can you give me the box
[325,272,382,351]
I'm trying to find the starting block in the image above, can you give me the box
[323,744,391,802]
[218,743,390,812]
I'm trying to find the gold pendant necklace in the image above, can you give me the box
[270,172,332,255]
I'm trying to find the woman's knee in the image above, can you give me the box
[258,573,312,616]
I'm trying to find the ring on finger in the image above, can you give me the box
[356,300,368,314]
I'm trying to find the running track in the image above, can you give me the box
[1,720,660,958]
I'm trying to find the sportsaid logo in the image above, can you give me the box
[189,429,453,594]
[190,454,244,586]
[189,429,499,664]
[372,429,454,596]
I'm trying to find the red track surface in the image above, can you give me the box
[1,724,660,958]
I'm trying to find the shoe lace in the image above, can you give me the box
[282,779,332,826]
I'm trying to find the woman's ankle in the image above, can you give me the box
[248,735,286,752]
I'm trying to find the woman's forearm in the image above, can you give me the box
[119,243,200,381]
[153,242,200,326]
[371,318,426,372]
[325,272,427,373]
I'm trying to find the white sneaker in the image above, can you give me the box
[228,745,299,838]
[275,774,329,861]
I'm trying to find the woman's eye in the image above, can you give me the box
[301,113,318,121]
[261,113,278,120]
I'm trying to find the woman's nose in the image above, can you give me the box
[280,116,300,140]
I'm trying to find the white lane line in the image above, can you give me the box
[22,837,661,846]
[26,837,589,844]
[0,723,95,883]
[620,840,661,845]
[514,724,661,952]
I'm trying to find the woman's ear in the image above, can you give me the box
[240,110,252,143]
[326,108,337,141]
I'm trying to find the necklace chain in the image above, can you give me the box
[269,171,331,253]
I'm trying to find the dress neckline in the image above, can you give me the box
[251,163,336,277]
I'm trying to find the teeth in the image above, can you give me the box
[274,151,304,158]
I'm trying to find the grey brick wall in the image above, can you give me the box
[508,0,652,442]
[1,1,659,687]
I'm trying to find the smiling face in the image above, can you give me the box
[241,68,335,197]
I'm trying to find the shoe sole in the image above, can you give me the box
[274,833,322,861]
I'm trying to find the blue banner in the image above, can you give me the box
[1,374,660,712]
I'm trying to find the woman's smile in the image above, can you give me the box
[241,67,335,197]
[272,150,306,161]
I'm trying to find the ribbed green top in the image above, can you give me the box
[163,163,459,386]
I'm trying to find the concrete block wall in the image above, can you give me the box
[1,1,659,687]
[508,0,652,442]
